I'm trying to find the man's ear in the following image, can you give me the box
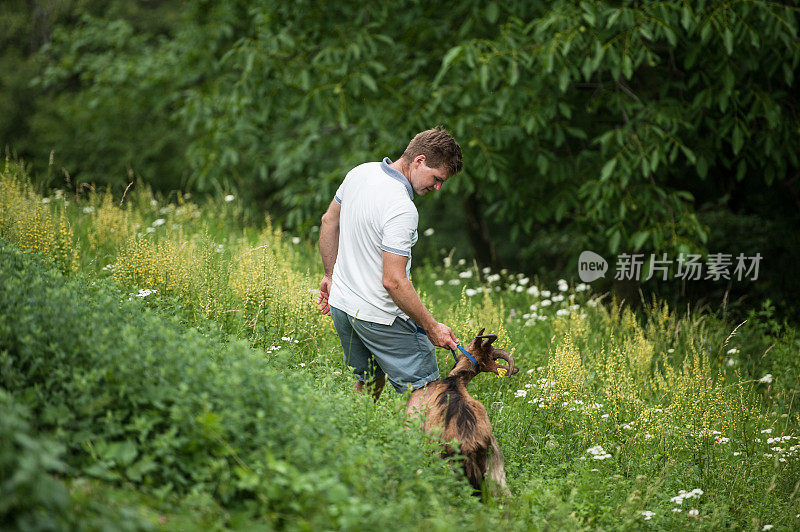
[414,154,426,166]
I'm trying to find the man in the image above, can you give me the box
[317,127,462,412]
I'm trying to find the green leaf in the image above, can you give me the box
[360,73,377,93]
[696,156,708,179]
[558,67,570,92]
[622,54,633,79]
[486,3,499,24]
[537,153,549,175]
[609,229,622,254]
[631,230,650,251]
[509,60,519,86]
[434,46,463,84]
[723,28,734,55]
[600,158,617,181]
[732,125,744,155]
[722,67,735,95]
[736,159,747,181]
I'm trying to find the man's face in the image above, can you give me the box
[408,155,449,196]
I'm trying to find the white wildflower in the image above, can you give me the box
[481,266,491,274]
[448,279,460,285]
[514,389,527,398]
[759,374,773,384]
[459,270,473,279]
[727,347,739,355]
[42,197,51,203]
[540,299,552,307]
[146,227,155,233]
[292,237,301,244]
[434,280,444,286]
[551,294,564,302]
[688,509,699,516]
[83,206,95,214]
[225,194,235,202]
[556,309,570,317]
[641,511,655,520]
[423,228,434,236]
[541,290,551,298]
[465,288,478,297]
[575,283,589,292]
[519,277,529,286]
[487,273,501,283]
[152,218,165,227]
[761,428,773,434]
[443,257,451,268]
[457,258,466,266]
[526,285,540,296]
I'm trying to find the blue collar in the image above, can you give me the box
[381,157,414,200]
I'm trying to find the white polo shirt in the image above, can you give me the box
[328,157,418,325]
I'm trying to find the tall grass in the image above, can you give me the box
[2,159,799,529]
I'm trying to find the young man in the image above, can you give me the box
[317,127,462,411]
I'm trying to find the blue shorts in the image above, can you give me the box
[330,306,440,393]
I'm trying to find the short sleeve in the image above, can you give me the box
[380,206,418,257]
[334,180,344,204]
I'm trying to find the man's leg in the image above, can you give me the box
[355,374,386,402]
[330,307,386,400]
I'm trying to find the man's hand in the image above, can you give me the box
[426,321,458,351]
[318,274,332,315]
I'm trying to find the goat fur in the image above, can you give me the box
[417,330,518,494]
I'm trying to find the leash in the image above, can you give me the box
[416,325,478,365]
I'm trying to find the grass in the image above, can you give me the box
[2,158,799,530]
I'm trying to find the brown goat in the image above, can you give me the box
[413,329,518,494]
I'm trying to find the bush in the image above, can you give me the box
[0,239,483,529]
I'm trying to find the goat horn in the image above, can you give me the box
[492,348,517,376]
[476,334,497,347]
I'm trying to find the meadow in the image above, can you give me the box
[1,159,799,530]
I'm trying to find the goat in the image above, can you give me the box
[414,329,519,495]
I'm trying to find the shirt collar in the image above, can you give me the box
[380,157,414,200]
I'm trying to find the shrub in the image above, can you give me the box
[0,239,482,529]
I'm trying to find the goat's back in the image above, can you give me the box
[422,376,494,490]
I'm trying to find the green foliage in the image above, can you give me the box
[21,0,797,262]
[2,166,800,528]
[0,239,491,529]
[0,389,70,531]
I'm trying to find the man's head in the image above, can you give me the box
[399,126,462,196]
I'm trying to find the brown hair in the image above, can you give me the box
[401,126,463,177]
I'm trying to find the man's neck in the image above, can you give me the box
[389,158,410,179]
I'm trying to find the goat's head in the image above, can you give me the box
[463,328,519,377]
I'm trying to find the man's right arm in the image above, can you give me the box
[382,251,458,350]
[318,199,341,315]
